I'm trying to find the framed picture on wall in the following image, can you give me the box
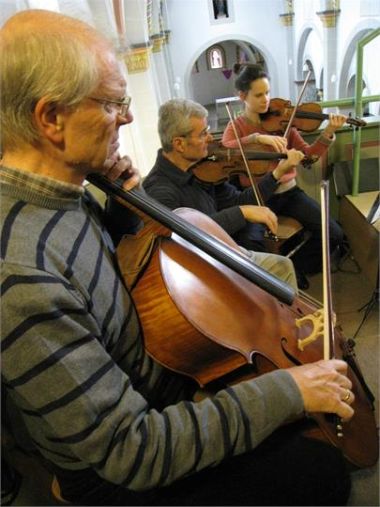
[209,0,234,25]
[213,0,229,19]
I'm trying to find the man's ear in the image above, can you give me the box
[172,136,186,153]
[33,98,65,143]
[238,90,246,102]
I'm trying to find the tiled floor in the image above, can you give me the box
[3,254,379,506]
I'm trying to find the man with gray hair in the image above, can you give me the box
[1,10,353,507]
[144,98,305,290]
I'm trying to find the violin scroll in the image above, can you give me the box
[347,112,367,128]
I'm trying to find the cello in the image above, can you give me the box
[88,174,378,468]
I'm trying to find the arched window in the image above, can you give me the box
[207,45,226,70]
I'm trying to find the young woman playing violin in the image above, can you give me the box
[222,63,346,289]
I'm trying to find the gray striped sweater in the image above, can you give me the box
[0,166,304,491]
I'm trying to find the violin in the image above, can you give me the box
[261,97,367,133]
[88,174,378,469]
[192,141,287,181]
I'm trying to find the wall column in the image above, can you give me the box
[120,45,161,176]
[150,34,172,103]
[111,0,162,176]
[317,3,341,105]
[279,2,296,101]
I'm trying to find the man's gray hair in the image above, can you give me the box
[158,99,208,152]
[0,12,110,149]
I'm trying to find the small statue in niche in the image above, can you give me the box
[213,0,229,19]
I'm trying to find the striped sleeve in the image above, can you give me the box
[1,262,303,490]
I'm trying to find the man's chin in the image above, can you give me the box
[70,161,106,176]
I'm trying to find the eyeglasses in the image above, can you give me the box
[182,125,211,140]
[87,96,132,118]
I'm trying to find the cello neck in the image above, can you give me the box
[86,174,295,305]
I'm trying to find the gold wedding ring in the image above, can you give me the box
[343,390,351,403]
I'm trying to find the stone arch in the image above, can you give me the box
[296,26,312,81]
[184,35,279,101]
[347,75,370,115]
[338,21,380,98]
[296,24,323,82]
[301,60,318,102]
[296,25,323,101]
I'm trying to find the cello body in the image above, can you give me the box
[123,208,378,469]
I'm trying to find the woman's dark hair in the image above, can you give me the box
[233,63,268,92]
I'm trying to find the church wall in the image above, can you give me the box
[292,0,379,106]
[0,0,378,176]
[166,0,288,100]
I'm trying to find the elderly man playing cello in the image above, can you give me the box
[1,9,353,506]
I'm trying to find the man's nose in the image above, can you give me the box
[118,110,133,125]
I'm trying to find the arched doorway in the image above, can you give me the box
[189,40,266,130]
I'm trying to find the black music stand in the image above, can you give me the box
[331,159,379,338]
[332,158,379,197]
[353,267,379,339]
[353,192,380,337]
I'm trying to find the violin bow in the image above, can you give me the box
[225,102,264,206]
[225,102,279,242]
[283,70,312,139]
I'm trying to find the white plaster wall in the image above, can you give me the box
[334,0,380,105]
[165,0,288,100]
[190,41,238,105]
[341,19,380,115]
[302,29,323,87]
[1,0,378,176]
[292,0,379,106]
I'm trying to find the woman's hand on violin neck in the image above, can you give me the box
[248,133,287,153]
[323,113,348,138]
[239,205,278,234]
[288,359,355,421]
[273,149,305,180]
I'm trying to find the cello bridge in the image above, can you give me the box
[296,310,323,351]
[296,310,336,351]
